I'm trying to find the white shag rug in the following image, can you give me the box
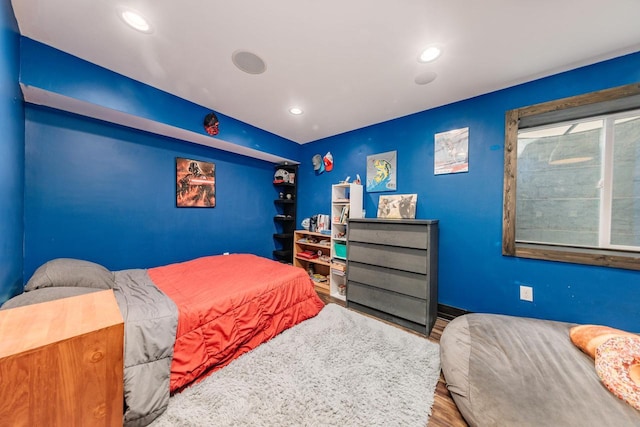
[150,303,440,427]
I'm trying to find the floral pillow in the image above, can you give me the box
[570,324,637,359]
[570,324,640,411]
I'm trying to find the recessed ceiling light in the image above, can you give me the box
[289,107,303,115]
[418,46,441,63]
[119,8,153,33]
[232,50,267,75]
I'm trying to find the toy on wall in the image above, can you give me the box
[312,152,335,175]
[323,152,333,172]
[203,112,220,136]
[312,154,325,175]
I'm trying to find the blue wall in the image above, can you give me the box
[299,52,640,330]
[24,105,285,277]
[0,2,24,302]
[20,38,301,162]
[18,38,306,283]
[11,22,640,329]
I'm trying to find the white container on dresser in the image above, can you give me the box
[330,183,363,300]
[346,218,439,335]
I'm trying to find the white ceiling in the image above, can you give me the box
[11,0,640,144]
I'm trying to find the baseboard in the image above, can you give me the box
[437,304,470,321]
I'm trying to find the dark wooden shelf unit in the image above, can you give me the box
[272,163,298,263]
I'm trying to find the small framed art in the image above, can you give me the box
[366,150,397,192]
[176,157,216,207]
[434,127,469,175]
[377,194,417,219]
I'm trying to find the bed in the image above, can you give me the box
[440,313,640,427]
[0,254,324,426]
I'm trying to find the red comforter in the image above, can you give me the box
[148,253,324,391]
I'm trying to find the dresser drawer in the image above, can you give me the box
[349,241,428,274]
[348,221,429,249]
[348,261,427,299]
[348,282,427,325]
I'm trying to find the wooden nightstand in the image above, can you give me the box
[0,289,124,426]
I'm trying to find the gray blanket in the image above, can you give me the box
[113,269,178,427]
[440,313,640,427]
[0,270,178,426]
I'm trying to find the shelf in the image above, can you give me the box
[294,229,332,290]
[295,240,331,250]
[331,260,346,270]
[294,256,331,267]
[273,233,293,240]
[310,274,329,286]
[273,249,292,259]
[273,182,295,188]
[314,281,330,292]
[295,230,330,238]
[273,163,297,264]
[330,183,363,299]
[330,292,346,301]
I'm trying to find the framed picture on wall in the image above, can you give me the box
[366,150,397,192]
[377,194,417,219]
[434,127,469,175]
[176,157,216,207]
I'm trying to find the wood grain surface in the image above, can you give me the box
[0,290,124,427]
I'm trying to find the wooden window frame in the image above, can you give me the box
[502,83,640,270]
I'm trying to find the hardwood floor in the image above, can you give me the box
[315,287,468,427]
[427,317,468,427]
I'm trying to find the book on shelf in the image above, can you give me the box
[312,214,331,234]
[297,250,319,259]
[331,268,345,276]
[339,205,350,224]
[331,259,346,271]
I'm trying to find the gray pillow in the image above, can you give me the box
[1,286,102,310]
[25,258,115,291]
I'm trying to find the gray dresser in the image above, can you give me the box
[346,218,438,335]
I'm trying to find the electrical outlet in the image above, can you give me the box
[520,285,533,302]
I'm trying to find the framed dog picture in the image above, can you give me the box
[377,194,417,219]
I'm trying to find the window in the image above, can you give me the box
[503,83,640,270]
